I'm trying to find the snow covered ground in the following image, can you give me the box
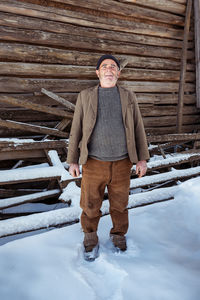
[0,176,200,300]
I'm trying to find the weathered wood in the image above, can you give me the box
[0,26,191,60]
[0,0,185,26]
[194,0,200,108]
[0,43,194,71]
[146,124,200,135]
[0,110,62,122]
[147,133,200,143]
[50,0,186,24]
[41,89,75,111]
[0,3,186,41]
[0,173,61,186]
[0,62,195,82]
[176,0,192,133]
[0,119,68,138]
[130,166,200,189]
[118,0,186,15]
[0,92,195,106]
[0,140,68,152]
[0,12,189,49]
[0,78,195,93]
[0,189,61,210]
[144,115,200,127]
[42,118,71,140]
[0,95,73,118]
[140,105,199,117]
[136,93,196,105]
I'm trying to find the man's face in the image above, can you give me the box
[96,59,120,88]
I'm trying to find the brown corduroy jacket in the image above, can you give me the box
[67,84,150,165]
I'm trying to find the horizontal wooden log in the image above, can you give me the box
[147,132,200,143]
[140,105,199,117]
[0,189,61,210]
[0,110,62,122]
[0,188,44,198]
[145,124,200,135]
[0,62,195,82]
[170,0,186,4]
[0,78,195,93]
[0,1,188,40]
[51,0,186,24]
[136,93,196,105]
[0,11,189,49]
[0,140,68,152]
[0,0,185,26]
[0,43,194,71]
[0,148,65,161]
[0,95,73,118]
[0,26,191,60]
[118,0,186,15]
[144,115,200,127]
[145,126,200,135]
[0,119,68,138]
[0,93,77,108]
[0,92,196,107]
[130,166,200,190]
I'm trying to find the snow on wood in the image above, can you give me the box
[47,150,72,181]
[147,152,200,169]
[0,185,178,238]
[0,166,62,184]
[130,166,200,189]
[0,189,60,210]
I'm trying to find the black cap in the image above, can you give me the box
[96,54,120,70]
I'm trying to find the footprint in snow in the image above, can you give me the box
[75,243,128,300]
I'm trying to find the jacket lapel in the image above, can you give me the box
[88,84,98,118]
[118,85,129,125]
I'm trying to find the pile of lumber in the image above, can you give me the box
[0,133,200,239]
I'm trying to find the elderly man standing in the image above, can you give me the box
[67,54,149,261]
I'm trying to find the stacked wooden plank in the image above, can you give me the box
[1,141,200,238]
[0,0,199,137]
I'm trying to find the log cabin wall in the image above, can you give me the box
[0,0,200,137]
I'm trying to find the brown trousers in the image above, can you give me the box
[80,157,132,236]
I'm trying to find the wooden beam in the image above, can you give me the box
[147,132,200,143]
[0,11,188,49]
[0,62,195,82]
[41,88,75,111]
[0,78,195,93]
[0,189,60,210]
[0,95,73,118]
[0,0,184,26]
[194,0,200,108]
[0,26,190,60]
[0,119,68,138]
[0,43,195,71]
[117,0,186,15]
[176,0,192,133]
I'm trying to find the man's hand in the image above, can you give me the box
[136,160,147,178]
[69,163,80,177]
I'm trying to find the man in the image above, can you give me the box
[67,54,150,261]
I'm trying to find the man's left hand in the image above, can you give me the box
[136,160,147,178]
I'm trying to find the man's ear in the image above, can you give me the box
[117,70,121,78]
[96,70,100,78]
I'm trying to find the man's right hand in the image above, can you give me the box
[69,163,80,177]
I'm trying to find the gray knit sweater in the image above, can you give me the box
[88,86,128,161]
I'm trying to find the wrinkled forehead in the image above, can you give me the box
[99,59,118,68]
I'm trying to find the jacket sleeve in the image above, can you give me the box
[66,92,83,164]
[131,93,150,161]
